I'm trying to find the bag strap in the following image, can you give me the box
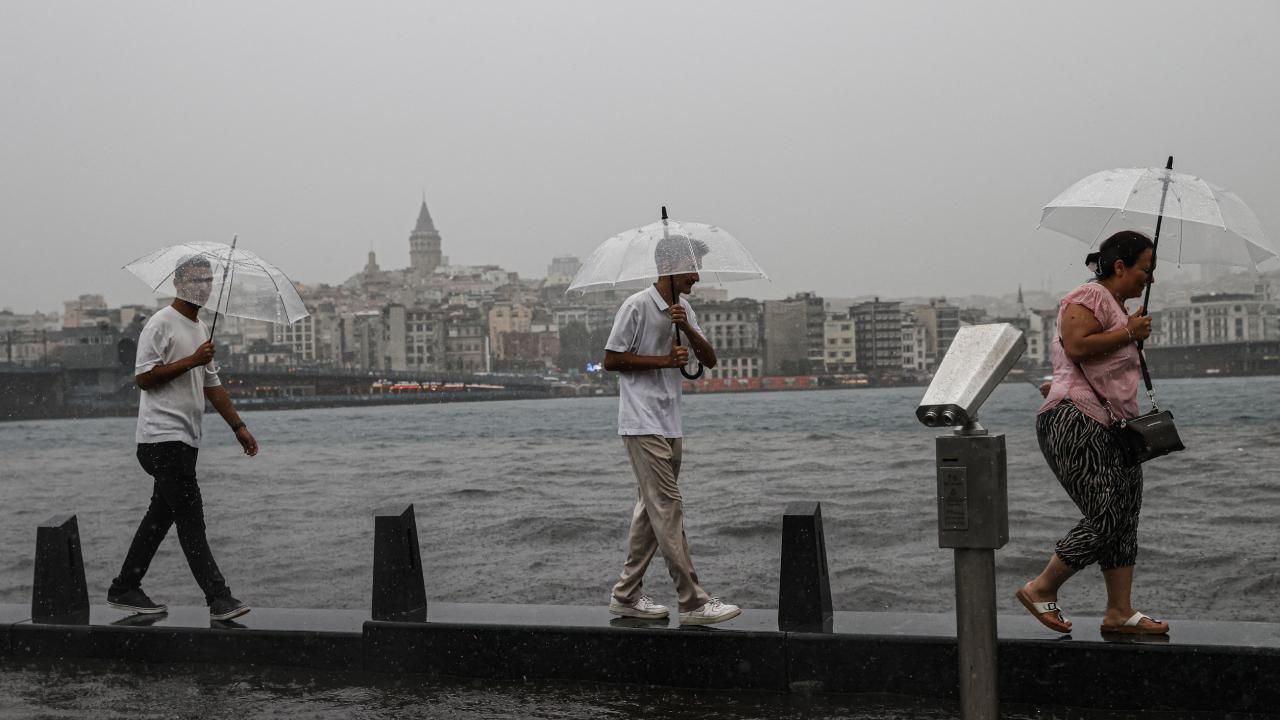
[1057,335,1159,426]
[1135,339,1158,408]
[1060,336,1124,426]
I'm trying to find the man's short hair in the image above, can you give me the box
[654,235,710,275]
[174,254,212,281]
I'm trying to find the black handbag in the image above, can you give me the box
[1066,336,1186,465]
[1116,407,1185,464]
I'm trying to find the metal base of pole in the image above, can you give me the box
[955,548,999,719]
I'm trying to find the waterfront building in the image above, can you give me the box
[242,341,295,369]
[434,265,517,298]
[344,310,387,371]
[907,298,961,370]
[216,314,273,358]
[405,307,447,371]
[497,330,560,372]
[0,309,60,332]
[378,304,449,373]
[901,313,929,373]
[762,292,824,375]
[545,256,581,287]
[763,299,809,375]
[553,305,615,334]
[2,329,57,367]
[275,310,318,363]
[444,307,487,372]
[699,298,763,379]
[58,324,128,370]
[1150,285,1278,346]
[62,294,108,328]
[689,286,729,302]
[1024,308,1057,367]
[851,298,903,374]
[823,313,857,375]
[958,307,989,326]
[488,302,533,361]
[797,292,826,372]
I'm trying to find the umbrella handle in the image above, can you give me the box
[670,273,704,380]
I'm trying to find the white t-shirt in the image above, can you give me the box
[605,285,703,438]
[134,305,221,447]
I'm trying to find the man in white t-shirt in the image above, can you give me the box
[107,255,259,622]
[603,235,741,625]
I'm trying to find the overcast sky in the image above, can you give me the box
[3,1,1278,313]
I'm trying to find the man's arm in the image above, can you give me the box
[204,385,258,456]
[135,340,215,391]
[678,324,716,369]
[671,305,716,368]
[603,345,687,372]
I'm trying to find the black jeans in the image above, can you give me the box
[110,442,231,605]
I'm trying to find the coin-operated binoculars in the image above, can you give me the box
[916,323,1026,720]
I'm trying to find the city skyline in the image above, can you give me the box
[3,193,1254,318]
[3,2,1279,314]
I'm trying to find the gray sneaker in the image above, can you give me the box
[209,596,250,621]
[679,598,740,625]
[608,594,669,619]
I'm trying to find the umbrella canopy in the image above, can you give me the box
[568,209,768,379]
[567,217,768,294]
[124,241,309,325]
[1039,165,1276,268]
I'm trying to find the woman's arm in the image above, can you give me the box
[1059,303,1149,362]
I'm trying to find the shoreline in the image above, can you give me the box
[4,371,1279,423]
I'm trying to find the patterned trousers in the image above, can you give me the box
[1037,401,1144,571]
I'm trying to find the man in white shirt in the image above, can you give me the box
[603,235,741,625]
[107,255,258,622]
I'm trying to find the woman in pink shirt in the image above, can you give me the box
[1016,230,1170,636]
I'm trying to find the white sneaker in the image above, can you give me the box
[679,598,741,625]
[608,594,669,619]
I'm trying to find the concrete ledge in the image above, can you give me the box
[4,603,1279,713]
[1000,637,1280,713]
[365,608,787,690]
[790,612,1280,713]
[0,605,29,656]
[5,605,365,672]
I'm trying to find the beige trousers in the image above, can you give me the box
[611,435,712,612]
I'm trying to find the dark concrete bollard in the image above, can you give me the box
[32,515,89,624]
[778,501,833,633]
[372,505,428,622]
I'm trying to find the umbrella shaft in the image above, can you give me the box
[1140,156,1174,319]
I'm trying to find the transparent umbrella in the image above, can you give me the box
[568,207,768,378]
[1040,158,1276,270]
[568,210,768,294]
[123,239,309,337]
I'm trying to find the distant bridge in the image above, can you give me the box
[0,365,573,421]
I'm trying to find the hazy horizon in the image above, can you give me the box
[3,1,1278,315]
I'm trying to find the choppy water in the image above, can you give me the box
[2,377,1278,718]
[1,657,1208,720]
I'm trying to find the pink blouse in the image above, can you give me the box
[1039,282,1142,426]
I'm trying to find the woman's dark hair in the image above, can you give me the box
[1085,231,1154,279]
